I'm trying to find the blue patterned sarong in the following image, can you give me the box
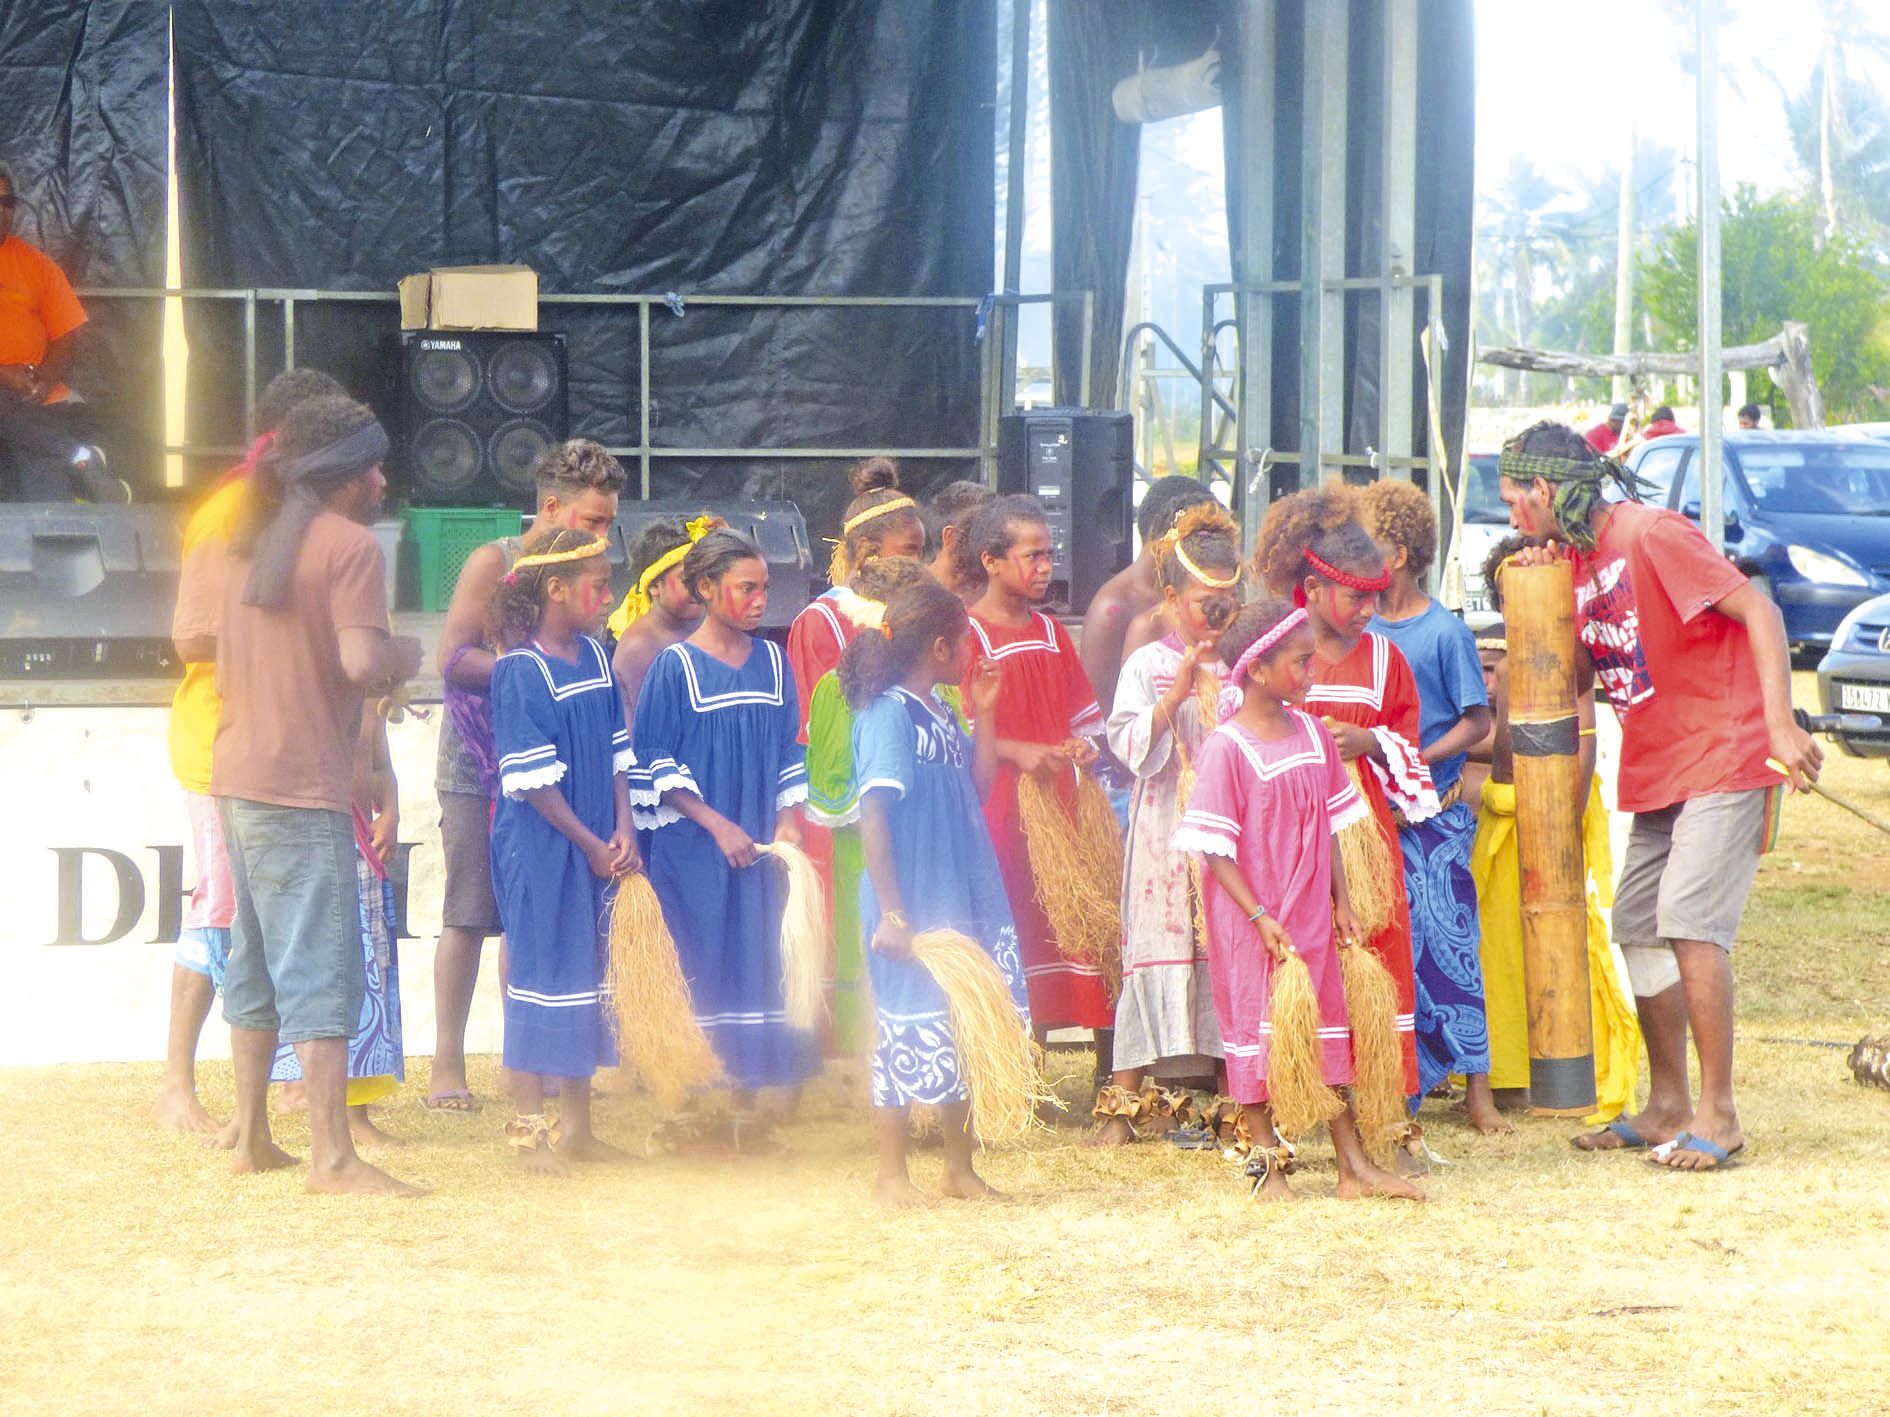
[1402,799,1490,1094]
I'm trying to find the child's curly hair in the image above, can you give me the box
[1480,532,1535,616]
[1355,479,1437,578]
[490,525,610,651]
[1251,485,1384,598]
[1153,500,1242,631]
[1215,595,1303,674]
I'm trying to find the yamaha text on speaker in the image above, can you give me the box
[997,408,1134,614]
[397,331,569,508]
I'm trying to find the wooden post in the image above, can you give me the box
[1505,560,1596,1115]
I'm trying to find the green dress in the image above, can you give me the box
[805,671,967,1055]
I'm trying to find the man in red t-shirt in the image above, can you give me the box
[1639,405,1684,440]
[1583,402,1628,454]
[1498,421,1820,1171]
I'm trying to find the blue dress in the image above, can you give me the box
[1370,599,1492,1092]
[630,637,816,1090]
[852,686,1029,1108]
[490,636,632,1079]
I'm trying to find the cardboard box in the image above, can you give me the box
[398,264,538,331]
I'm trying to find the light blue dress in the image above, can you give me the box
[851,686,1029,1107]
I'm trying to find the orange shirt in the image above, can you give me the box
[0,234,87,402]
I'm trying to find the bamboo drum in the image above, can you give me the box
[1505,559,1597,1115]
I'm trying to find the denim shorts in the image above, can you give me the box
[219,797,364,1044]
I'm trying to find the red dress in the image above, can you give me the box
[1305,631,1439,1096]
[966,610,1112,1030]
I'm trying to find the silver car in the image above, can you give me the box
[1817,591,1890,760]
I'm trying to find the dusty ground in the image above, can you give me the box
[3,678,1887,1416]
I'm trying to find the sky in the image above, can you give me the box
[1475,0,1855,202]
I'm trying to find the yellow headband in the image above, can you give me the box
[842,495,916,536]
[606,515,717,638]
[1173,542,1240,590]
[509,537,610,574]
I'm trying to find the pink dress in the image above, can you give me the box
[1176,712,1370,1105]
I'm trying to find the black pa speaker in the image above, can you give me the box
[609,499,813,634]
[997,408,1134,613]
[397,331,569,507]
[0,505,186,677]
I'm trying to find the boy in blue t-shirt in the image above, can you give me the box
[1360,481,1505,1133]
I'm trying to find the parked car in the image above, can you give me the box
[1621,430,1890,651]
[1817,592,1890,760]
[1452,451,1508,628]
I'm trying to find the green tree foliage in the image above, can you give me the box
[1640,186,1890,423]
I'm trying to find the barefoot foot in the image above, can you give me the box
[348,1111,407,1149]
[203,1117,240,1151]
[230,1139,299,1175]
[874,1175,934,1209]
[1336,1164,1425,1201]
[1253,1167,1299,1203]
[1461,1096,1515,1135]
[940,1168,1006,1202]
[515,1143,572,1178]
[555,1132,633,1165]
[1085,1115,1136,1148]
[306,1153,425,1196]
[273,1081,308,1114]
[154,1084,221,1136]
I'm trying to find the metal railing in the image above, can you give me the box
[74,285,1096,496]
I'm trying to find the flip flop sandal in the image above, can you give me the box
[424,1090,482,1113]
[1647,1131,1743,1169]
[1572,1117,1650,1152]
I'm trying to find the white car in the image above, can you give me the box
[1450,452,1509,629]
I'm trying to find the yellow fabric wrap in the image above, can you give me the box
[1470,776,1641,1123]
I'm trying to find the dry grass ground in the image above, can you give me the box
[3,677,1888,1416]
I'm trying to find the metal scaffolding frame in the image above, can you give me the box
[1226,0,1453,557]
[73,285,1094,497]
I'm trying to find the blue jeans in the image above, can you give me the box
[218,797,364,1044]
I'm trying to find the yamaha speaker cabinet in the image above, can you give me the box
[397,331,569,507]
[997,408,1134,613]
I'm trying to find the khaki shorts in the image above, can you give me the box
[1613,788,1767,996]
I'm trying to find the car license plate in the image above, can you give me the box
[1838,682,1890,713]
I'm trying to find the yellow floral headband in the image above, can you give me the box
[606,515,716,638]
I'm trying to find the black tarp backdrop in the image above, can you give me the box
[1048,1,1221,413]
[0,2,167,484]
[173,0,995,541]
[1218,0,1474,503]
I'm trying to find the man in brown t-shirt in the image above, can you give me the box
[179,395,424,1197]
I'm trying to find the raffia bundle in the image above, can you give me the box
[911,929,1057,1145]
[1017,765,1123,997]
[605,873,724,1111]
[757,840,830,1033]
[1339,940,1406,1166]
[1336,761,1400,938]
[1265,944,1345,1139]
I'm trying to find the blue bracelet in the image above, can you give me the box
[1247,904,1270,924]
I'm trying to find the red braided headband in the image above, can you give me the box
[1304,548,1391,592]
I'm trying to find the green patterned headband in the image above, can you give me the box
[1496,445,1647,552]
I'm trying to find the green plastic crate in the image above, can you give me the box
[402,507,524,612]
